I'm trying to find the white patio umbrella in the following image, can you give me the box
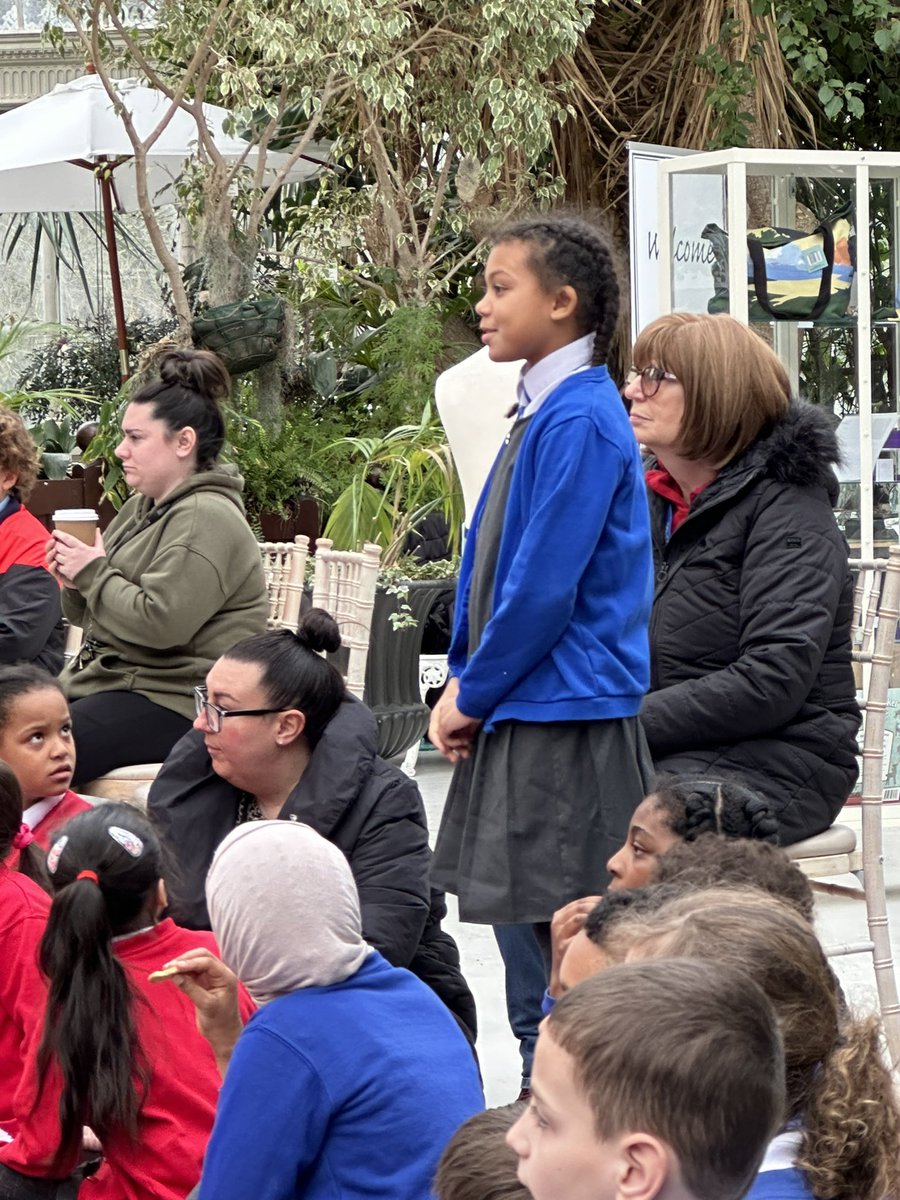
[0,73,329,377]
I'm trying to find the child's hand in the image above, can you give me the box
[429,679,482,761]
[548,896,603,998]
[163,948,245,1075]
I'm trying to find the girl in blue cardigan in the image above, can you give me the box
[429,214,654,1083]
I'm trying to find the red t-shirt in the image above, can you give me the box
[1,918,256,1200]
[0,868,50,1136]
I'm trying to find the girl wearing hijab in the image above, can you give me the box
[169,821,484,1200]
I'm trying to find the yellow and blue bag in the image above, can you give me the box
[701,205,855,322]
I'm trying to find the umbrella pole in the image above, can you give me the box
[99,166,130,383]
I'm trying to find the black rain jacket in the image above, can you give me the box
[148,695,477,1040]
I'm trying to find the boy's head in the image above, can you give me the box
[435,1103,528,1200]
[653,834,814,921]
[507,960,784,1200]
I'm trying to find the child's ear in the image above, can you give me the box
[550,284,579,323]
[614,1132,672,1200]
[155,879,168,918]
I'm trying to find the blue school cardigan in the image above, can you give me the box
[450,365,653,727]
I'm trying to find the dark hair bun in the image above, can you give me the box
[296,608,342,655]
[742,796,780,844]
[683,790,717,838]
[158,349,230,402]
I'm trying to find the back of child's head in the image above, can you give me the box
[39,803,164,1165]
[650,774,779,842]
[0,663,64,728]
[599,887,900,1200]
[434,1104,528,1200]
[491,213,620,364]
[0,760,49,890]
[583,882,684,946]
[653,834,814,920]
[547,959,784,1200]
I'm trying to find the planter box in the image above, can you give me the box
[364,578,456,761]
[258,498,320,550]
[25,463,116,532]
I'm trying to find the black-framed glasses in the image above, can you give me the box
[193,685,286,734]
[625,365,679,398]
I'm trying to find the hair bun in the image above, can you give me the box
[682,790,716,838]
[296,608,342,655]
[158,349,230,402]
[743,796,780,844]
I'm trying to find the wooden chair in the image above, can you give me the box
[260,535,310,631]
[311,538,381,699]
[786,547,900,1062]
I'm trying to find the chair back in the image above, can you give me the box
[311,538,381,699]
[849,549,900,1062]
[260,535,310,631]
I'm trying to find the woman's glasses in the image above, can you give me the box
[625,366,679,398]
[193,685,287,734]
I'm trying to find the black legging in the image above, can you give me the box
[70,691,192,787]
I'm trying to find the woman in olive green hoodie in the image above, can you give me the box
[48,350,268,786]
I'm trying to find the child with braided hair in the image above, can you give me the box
[429,213,654,1091]
[548,775,780,1001]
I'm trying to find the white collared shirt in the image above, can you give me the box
[516,332,595,417]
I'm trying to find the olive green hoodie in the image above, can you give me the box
[62,465,268,719]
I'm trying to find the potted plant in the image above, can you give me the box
[362,557,459,760]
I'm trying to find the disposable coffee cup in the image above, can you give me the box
[53,509,99,546]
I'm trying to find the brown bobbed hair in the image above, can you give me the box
[548,958,784,1200]
[0,405,41,501]
[632,312,791,466]
[599,888,900,1200]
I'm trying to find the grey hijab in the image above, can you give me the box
[205,820,370,1005]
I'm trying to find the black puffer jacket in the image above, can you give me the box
[148,696,477,1040]
[641,401,861,845]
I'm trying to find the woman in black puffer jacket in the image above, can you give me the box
[147,610,477,1044]
[624,312,860,845]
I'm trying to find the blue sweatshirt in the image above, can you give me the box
[197,951,484,1200]
[450,366,653,726]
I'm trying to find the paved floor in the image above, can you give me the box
[413,752,900,1106]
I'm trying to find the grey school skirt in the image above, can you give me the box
[431,716,652,924]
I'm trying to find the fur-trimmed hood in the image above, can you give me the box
[741,400,841,492]
[685,400,842,511]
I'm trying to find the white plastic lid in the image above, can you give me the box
[52,509,99,521]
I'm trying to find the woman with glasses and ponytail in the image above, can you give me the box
[148,609,478,1044]
[0,802,254,1200]
[624,311,860,846]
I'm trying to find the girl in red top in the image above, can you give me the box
[0,665,91,849]
[0,763,51,1144]
[0,803,254,1200]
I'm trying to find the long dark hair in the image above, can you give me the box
[0,761,49,890]
[223,608,346,748]
[37,803,162,1163]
